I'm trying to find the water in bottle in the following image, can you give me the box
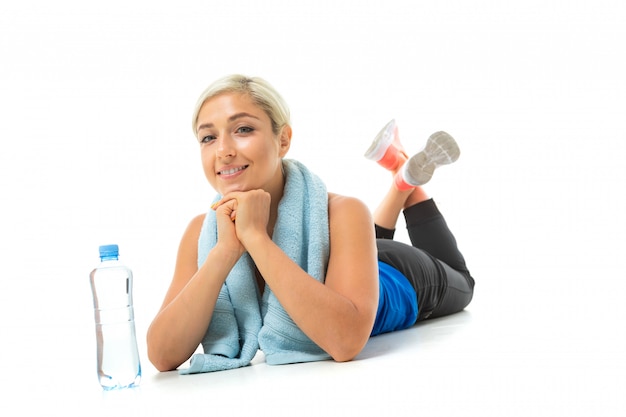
[89,244,141,390]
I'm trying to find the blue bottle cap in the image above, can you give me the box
[99,244,119,258]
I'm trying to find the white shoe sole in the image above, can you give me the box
[402,131,460,186]
[364,119,397,161]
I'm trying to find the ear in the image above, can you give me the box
[278,124,292,157]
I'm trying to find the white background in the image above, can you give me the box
[1,1,624,415]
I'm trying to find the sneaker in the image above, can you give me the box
[395,131,460,190]
[364,119,408,171]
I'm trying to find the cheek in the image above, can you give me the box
[200,150,217,182]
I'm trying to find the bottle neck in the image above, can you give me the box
[100,256,119,262]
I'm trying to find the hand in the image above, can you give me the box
[212,190,271,249]
[212,196,246,258]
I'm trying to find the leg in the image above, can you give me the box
[368,120,457,229]
[402,199,474,320]
[376,198,474,321]
[374,189,475,321]
[369,122,473,321]
[403,199,469,276]
[372,164,430,231]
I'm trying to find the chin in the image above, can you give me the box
[219,184,247,195]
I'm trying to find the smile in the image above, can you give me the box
[218,165,249,176]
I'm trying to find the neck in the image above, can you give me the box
[266,161,286,237]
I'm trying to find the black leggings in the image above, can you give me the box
[376,198,475,322]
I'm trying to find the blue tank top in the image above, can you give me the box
[371,261,418,336]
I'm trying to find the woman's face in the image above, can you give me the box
[196,92,291,196]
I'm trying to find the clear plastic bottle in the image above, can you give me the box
[89,244,141,390]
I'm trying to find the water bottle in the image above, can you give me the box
[89,244,141,390]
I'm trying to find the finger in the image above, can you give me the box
[211,195,237,211]
[211,198,227,210]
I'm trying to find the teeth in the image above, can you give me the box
[219,166,246,175]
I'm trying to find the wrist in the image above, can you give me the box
[241,231,273,255]
[210,244,243,266]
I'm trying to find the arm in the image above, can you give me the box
[146,210,243,371]
[238,192,379,362]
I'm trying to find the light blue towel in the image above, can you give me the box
[180,159,331,374]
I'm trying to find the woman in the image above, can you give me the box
[147,75,474,373]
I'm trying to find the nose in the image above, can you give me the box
[216,133,236,159]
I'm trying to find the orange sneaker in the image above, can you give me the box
[364,119,408,171]
[394,131,460,190]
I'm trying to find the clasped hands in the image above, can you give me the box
[211,189,272,255]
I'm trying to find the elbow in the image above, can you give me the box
[147,346,172,372]
[153,362,174,373]
[329,346,362,363]
[326,312,375,363]
[151,359,177,373]
[148,347,182,372]
[330,351,358,363]
[147,333,184,372]
[327,336,369,363]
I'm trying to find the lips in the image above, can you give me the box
[218,165,249,176]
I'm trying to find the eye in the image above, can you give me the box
[236,126,254,134]
[200,135,216,144]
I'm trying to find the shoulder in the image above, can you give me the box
[172,213,207,273]
[180,213,206,249]
[188,213,206,234]
[192,212,206,225]
[328,192,369,210]
[327,192,372,225]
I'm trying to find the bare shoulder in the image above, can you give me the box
[176,213,206,263]
[182,213,205,242]
[327,192,372,224]
[187,213,206,235]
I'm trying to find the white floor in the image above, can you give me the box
[1,1,625,416]
[3,262,624,416]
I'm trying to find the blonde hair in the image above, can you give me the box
[192,74,291,136]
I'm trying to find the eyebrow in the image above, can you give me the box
[196,112,261,133]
